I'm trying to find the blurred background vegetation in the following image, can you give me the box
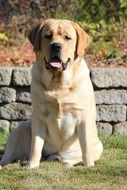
[0,0,127,66]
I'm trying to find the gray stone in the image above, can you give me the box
[96,105,126,122]
[91,68,127,88]
[0,67,12,85]
[0,103,32,120]
[13,68,31,86]
[97,122,112,135]
[16,90,31,103]
[95,90,127,104]
[114,122,127,135]
[0,120,10,133]
[10,121,20,131]
[0,87,16,103]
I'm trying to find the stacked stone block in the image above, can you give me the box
[91,68,127,135]
[0,67,127,135]
[0,67,32,133]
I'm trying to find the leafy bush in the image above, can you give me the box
[0,0,127,66]
[0,0,126,39]
[76,0,127,22]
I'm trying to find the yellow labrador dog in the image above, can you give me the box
[0,19,103,169]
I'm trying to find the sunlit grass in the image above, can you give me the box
[0,134,127,190]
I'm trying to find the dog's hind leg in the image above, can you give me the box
[0,120,31,168]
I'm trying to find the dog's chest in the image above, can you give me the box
[46,111,78,141]
[45,95,80,141]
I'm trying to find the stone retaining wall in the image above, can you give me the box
[0,67,127,135]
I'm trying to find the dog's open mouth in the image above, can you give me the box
[44,57,70,71]
[50,60,62,69]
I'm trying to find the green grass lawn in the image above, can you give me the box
[0,134,127,190]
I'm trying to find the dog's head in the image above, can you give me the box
[28,19,89,72]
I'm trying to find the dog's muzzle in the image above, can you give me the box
[44,57,70,71]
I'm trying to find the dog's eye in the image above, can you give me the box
[65,35,72,40]
[45,33,52,39]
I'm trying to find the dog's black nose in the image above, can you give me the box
[50,43,62,53]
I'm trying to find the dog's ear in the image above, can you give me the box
[28,21,46,51]
[71,22,90,57]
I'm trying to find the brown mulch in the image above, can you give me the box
[87,55,127,68]
[0,42,127,68]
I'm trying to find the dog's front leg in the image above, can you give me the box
[77,120,95,168]
[28,116,46,168]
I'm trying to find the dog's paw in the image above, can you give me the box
[46,154,62,162]
[27,162,39,169]
[82,156,95,168]
[84,160,95,168]
[0,165,2,170]
[63,163,74,168]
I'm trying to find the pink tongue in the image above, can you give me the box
[50,62,61,68]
